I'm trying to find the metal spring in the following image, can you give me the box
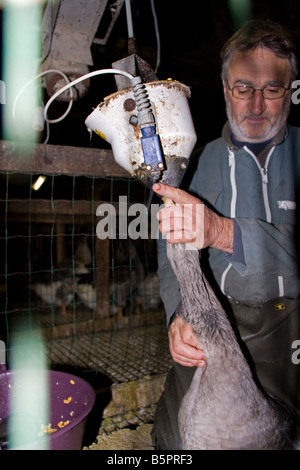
[132,81,152,113]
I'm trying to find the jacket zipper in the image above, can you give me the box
[228,149,237,218]
[260,167,271,222]
[221,146,276,297]
[221,149,236,295]
[259,147,285,296]
[244,146,274,223]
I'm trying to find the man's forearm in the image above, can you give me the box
[205,207,234,254]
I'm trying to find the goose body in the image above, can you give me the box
[167,242,297,450]
[77,272,96,310]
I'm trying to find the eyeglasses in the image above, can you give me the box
[226,80,291,100]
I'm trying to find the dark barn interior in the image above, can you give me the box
[0,0,300,450]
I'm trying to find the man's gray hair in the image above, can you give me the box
[221,19,298,81]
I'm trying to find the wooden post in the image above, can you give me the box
[95,236,110,319]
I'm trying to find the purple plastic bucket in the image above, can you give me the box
[0,368,96,450]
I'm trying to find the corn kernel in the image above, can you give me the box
[63,396,72,404]
[57,420,70,428]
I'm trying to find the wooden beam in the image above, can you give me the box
[0,140,130,178]
[1,198,118,215]
[0,198,122,224]
[41,311,165,340]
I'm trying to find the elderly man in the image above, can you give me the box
[151,19,300,449]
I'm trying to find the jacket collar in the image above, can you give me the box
[222,120,287,148]
[222,121,288,167]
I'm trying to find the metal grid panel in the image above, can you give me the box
[46,324,172,383]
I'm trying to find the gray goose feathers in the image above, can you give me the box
[167,242,298,450]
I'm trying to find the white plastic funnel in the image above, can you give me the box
[85,80,197,188]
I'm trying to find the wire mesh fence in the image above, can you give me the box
[0,171,169,381]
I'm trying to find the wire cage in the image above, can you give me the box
[0,145,172,447]
[0,172,162,335]
[0,154,170,353]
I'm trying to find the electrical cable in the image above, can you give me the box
[43,119,50,144]
[13,67,134,130]
[12,1,161,138]
[43,68,134,122]
[12,69,74,123]
[150,0,161,73]
[125,0,160,72]
[125,0,134,39]
[38,0,60,66]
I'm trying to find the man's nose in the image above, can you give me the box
[248,90,266,114]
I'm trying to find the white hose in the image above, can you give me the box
[13,68,135,126]
[12,69,74,122]
[43,68,134,122]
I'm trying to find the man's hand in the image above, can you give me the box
[169,316,205,367]
[153,183,233,253]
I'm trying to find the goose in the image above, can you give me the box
[110,239,145,317]
[137,272,162,312]
[166,241,298,450]
[30,268,77,316]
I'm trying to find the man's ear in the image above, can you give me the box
[222,78,227,96]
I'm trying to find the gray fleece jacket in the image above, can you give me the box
[157,122,300,324]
